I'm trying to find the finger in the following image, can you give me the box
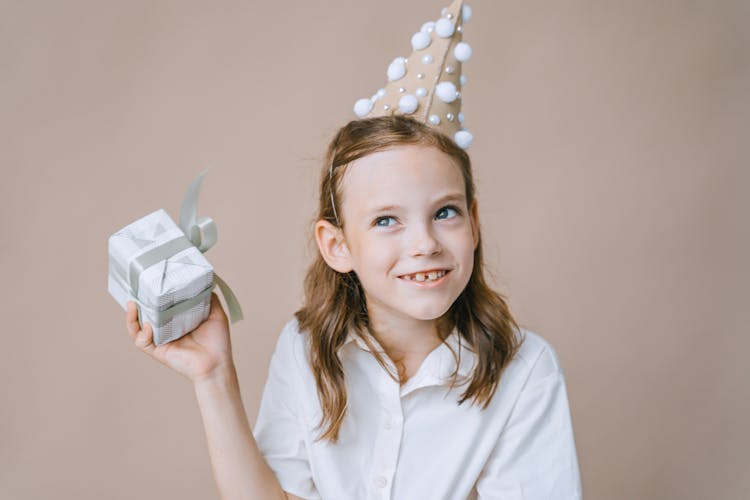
[208,293,228,323]
[125,301,139,340]
[134,321,156,354]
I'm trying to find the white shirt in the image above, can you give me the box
[253,318,582,500]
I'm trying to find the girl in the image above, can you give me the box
[125,115,581,499]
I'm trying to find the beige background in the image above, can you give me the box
[1,0,748,498]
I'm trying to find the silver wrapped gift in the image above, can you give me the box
[108,209,214,345]
[107,172,243,345]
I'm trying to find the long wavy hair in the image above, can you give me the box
[294,115,522,443]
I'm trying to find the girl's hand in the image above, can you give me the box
[125,293,234,384]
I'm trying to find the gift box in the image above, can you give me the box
[108,172,243,345]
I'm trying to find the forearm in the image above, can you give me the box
[193,363,287,500]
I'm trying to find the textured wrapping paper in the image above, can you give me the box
[108,209,214,345]
[107,172,243,345]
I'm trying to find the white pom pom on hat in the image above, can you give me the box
[387,57,407,81]
[354,98,373,118]
[435,18,455,38]
[454,130,474,149]
[399,94,419,114]
[436,81,458,103]
[454,42,472,62]
[411,31,431,51]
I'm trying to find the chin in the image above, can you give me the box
[404,302,453,321]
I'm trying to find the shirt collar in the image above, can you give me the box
[339,326,477,380]
[339,327,378,353]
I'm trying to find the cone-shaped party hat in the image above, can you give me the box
[353,0,474,149]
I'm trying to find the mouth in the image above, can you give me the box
[398,269,451,283]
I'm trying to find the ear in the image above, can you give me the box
[469,199,480,250]
[315,219,354,273]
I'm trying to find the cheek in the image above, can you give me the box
[446,225,475,252]
[370,241,400,268]
[353,237,396,272]
[452,229,477,272]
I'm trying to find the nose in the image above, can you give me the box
[408,222,442,257]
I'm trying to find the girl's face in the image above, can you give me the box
[327,144,479,326]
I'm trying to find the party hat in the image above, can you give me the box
[352,0,474,149]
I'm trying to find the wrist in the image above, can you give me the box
[193,360,238,391]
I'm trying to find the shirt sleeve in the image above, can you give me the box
[475,343,582,500]
[252,322,321,499]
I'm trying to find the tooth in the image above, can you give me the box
[415,273,426,282]
[428,272,438,280]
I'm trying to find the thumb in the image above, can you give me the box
[134,321,157,354]
[207,292,228,323]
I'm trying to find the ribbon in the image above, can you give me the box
[124,170,244,328]
[176,170,243,324]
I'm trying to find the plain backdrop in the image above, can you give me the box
[1,0,748,498]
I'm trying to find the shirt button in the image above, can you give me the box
[374,476,388,488]
[384,421,392,430]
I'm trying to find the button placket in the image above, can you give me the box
[370,378,403,498]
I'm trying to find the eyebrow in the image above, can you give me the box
[366,193,467,215]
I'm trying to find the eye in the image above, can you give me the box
[435,205,460,220]
[374,215,397,227]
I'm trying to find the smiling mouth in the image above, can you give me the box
[399,269,451,282]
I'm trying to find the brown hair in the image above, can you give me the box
[294,115,522,443]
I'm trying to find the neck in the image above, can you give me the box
[367,311,450,361]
